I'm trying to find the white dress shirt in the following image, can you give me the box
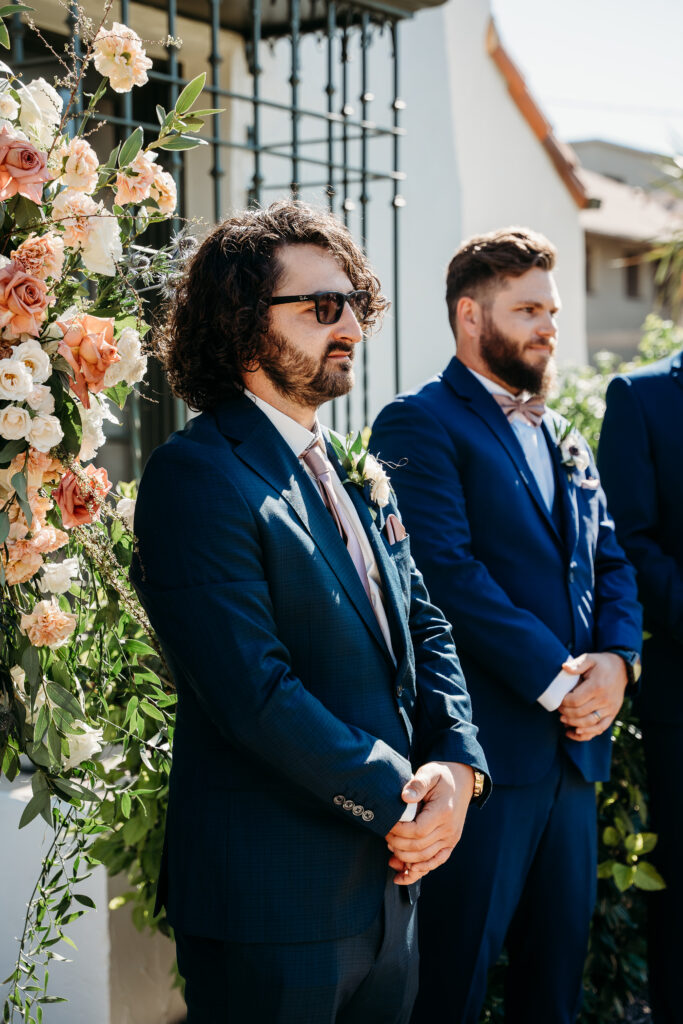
[467,368,577,712]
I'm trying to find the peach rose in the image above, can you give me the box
[0,261,49,338]
[93,23,153,94]
[0,125,53,204]
[12,231,65,280]
[31,524,68,553]
[56,313,119,408]
[54,463,111,528]
[3,538,43,585]
[60,136,99,194]
[20,597,77,648]
[7,486,53,539]
[149,168,177,217]
[9,447,62,489]
[51,190,99,249]
[114,150,156,206]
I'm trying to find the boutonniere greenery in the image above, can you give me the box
[329,431,392,513]
[552,422,600,488]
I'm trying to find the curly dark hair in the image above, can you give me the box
[446,227,556,334]
[154,199,388,411]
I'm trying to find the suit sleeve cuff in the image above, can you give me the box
[537,668,577,711]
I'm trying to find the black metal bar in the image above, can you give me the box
[209,0,224,220]
[341,13,352,434]
[360,11,370,428]
[391,20,404,396]
[289,0,301,197]
[326,1,336,213]
[247,0,263,204]
[65,3,82,116]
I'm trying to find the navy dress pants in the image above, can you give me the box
[641,721,683,1024]
[175,871,418,1023]
[412,754,597,1024]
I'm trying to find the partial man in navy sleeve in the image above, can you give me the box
[130,200,489,1024]
[372,227,642,1024]
[598,347,683,1024]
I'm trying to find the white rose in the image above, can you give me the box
[63,724,103,770]
[28,413,63,453]
[363,454,392,508]
[38,556,79,595]
[12,339,51,384]
[560,433,590,473]
[104,327,146,386]
[0,89,18,119]
[0,118,26,140]
[80,209,122,276]
[18,78,63,149]
[25,384,55,414]
[78,395,118,462]
[116,496,136,530]
[0,404,31,440]
[0,358,33,401]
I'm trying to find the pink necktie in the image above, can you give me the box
[302,444,373,604]
[492,392,546,428]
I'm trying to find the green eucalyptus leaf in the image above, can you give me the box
[21,645,39,685]
[0,438,26,466]
[33,703,49,744]
[155,104,166,126]
[0,510,9,544]
[45,684,83,721]
[118,126,144,168]
[175,72,206,114]
[157,135,206,151]
[124,640,157,658]
[18,790,50,829]
[0,21,11,51]
[0,4,34,16]
[634,861,666,891]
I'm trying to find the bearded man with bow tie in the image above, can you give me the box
[371,228,642,1024]
[130,200,489,1024]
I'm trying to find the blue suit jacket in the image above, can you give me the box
[598,350,683,723]
[130,394,488,944]
[371,357,642,786]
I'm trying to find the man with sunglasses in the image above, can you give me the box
[130,200,488,1023]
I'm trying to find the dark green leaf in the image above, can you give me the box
[19,790,50,829]
[52,777,99,802]
[158,135,206,151]
[33,703,49,744]
[118,126,144,168]
[0,510,8,544]
[139,700,165,722]
[187,107,224,118]
[45,683,83,721]
[155,104,166,126]
[103,382,132,409]
[46,721,62,765]
[21,645,40,685]
[634,861,666,891]
[175,72,206,114]
[125,640,157,658]
[0,437,26,465]
[0,4,34,15]
[0,21,11,50]
[73,894,96,909]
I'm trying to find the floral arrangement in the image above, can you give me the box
[329,430,392,511]
[0,6,218,1018]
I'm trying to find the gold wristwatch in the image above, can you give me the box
[472,769,485,801]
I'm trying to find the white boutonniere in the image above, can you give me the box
[329,431,392,513]
[553,422,600,488]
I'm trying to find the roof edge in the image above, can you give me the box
[485,17,591,210]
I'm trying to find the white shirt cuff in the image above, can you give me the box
[537,668,578,711]
[399,801,418,822]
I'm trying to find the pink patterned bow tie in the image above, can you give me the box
[492,392,546,428]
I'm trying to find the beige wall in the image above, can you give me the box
[585,233,656,358]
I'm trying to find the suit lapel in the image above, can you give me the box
[542,417,579,557]
[327,439,409,666]
[214,398,392,661]
[444,359,564,548]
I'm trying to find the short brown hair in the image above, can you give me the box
[154,199,388,411]
[445,227,556,333]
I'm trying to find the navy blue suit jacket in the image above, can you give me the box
[130,394,488,944]
[371,357,642,786]
[598,350,683,723]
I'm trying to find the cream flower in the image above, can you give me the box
[103,326,146,387]
[0,357,33,401]
[116,496,136,529]
[114,149,156,206]
[11,231,65,281]
[12,338,51,383]
[0,403,31,440]
[18,78,63,149]
[0,89,18,120]
[149,168,177,217]
[20,597,77,648]
[60,136,99,194]
[28,412,63,453]
[80,208,123,276]
[63,724,103,770]
[38,556,79,595]
[52,189,100,249]
[363,454,392,508]
[93,23,153,93]
[25,384,54,414]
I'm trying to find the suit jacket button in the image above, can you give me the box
[333,794,344,806]
[352,804,363,816]
[343,799,354,811]
[362,810,374,822]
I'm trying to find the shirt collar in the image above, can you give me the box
[243,388,321,458]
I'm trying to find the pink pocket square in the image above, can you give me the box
[384,513,407,544]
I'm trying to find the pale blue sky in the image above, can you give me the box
[490,0,683,156]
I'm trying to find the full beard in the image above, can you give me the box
[479,314,556,398]
[258,328,355,407]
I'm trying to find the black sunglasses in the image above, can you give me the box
[270,289,371,326]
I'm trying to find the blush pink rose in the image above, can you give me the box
[0,260,49,338]
[3,538,43,585]
[56,313,119,408]
[149,167,177,217]
[20,598,77,648]
[60,136,99,194]
[93,23,153,93]
[54,463,111,528]
[114,150,156,206]
[31,524,68,553]
[0,126,53,204]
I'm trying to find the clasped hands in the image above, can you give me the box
[558,651,628,741]
[385,761,474,885]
